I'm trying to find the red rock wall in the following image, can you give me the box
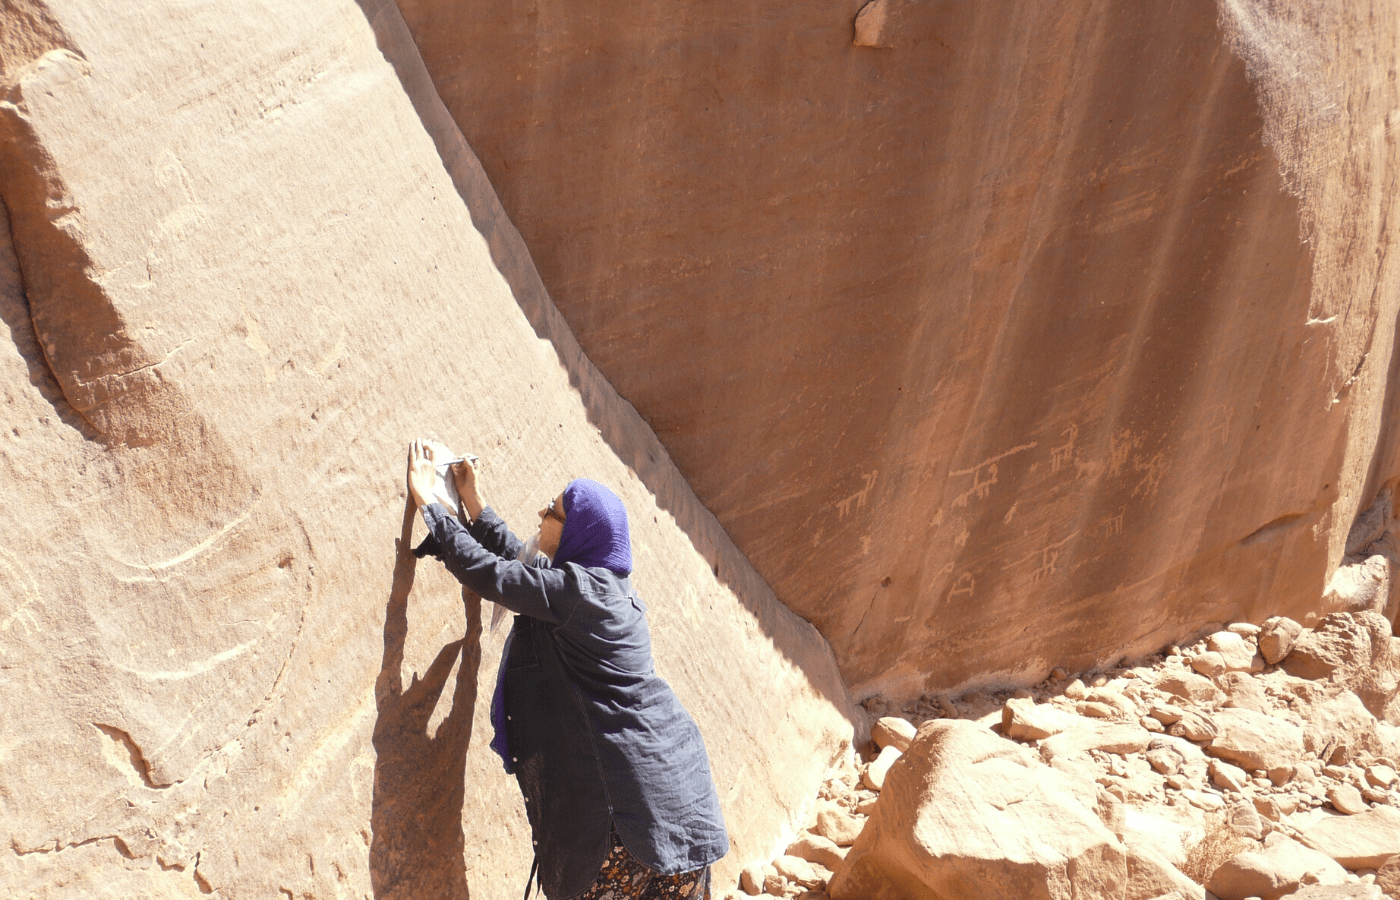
[0,1,856,897]
[395,0,1400,697]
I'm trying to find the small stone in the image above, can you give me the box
[1064,678,1087,700]
[1363,787,1389,805]
[1208,631,1264,672]
[815,806,863,847]
[1156,671,1221,704]
[762,872,786,896]
[1230,622,1263,637]
[1048,667,1068,682]
[740,864,764,895]
[871,716,917,752]
[772,856,821,889]
[1212,758,1250,792]
[1078,700,1119,719]
[1149,702,1185,725]
[1143,715,1165,733]
[1259,616,1304,664]
[786,833,846,872]
[862,744,901,791]
[854,795,877,815]
[1184,789,1226,811]
[1330,783,1369,815]
[1254,795,1282,821]
[1269,765,1296,787]
[1170,710,1218,742]
[1227,798,1266,839]
[1366,765,1398,788]
[1147,745,1185,775]
[1190,651,1227,677]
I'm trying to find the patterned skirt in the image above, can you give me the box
[575,828,711,900]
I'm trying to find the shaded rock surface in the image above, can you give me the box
[395,0,1400,700]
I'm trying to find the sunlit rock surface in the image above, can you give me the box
[0,2,856,897]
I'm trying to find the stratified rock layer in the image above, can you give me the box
[0,2,856,898]
[395,0,1400,696]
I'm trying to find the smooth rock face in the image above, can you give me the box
[0,2,857,897]
[829,720,1128,900]
[395,0,1400,697]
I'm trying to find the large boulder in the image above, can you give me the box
[829,720,1128,900]
[0,2,857,897]
[1205,837,1348,900]
[1207,708,1306,772]
[1282,612,1400,721]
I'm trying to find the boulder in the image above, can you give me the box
[1220,672,1272,714]
[1157,672,1222,705]
[872,716,917,752]
[1040,723,1154,764]
[816,805,865,847]
[1288,683,1384,761]
[1282,613,1400,721]
[1205,837,1348,900]
[1003,698,1082,741]
[1300,807,1400,868]
[829,720,1128,900]
[1375,853,1400,898]
[1191,652,1228,678]
[1208,631,1265,673]
[1260,617,1306,665]
[1126,843,1206,900]
[1208,708,1307,772]
[1171,710,1220,743]
[1329,784,1370,815]
[787,833,848,872]
[863,745,904,791]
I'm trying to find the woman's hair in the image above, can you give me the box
[552,479,633,575]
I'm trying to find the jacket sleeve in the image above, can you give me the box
[467,506,526,560]
[421,503,575,626]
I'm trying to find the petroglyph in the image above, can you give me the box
[1050,424,1078,474]
[835,471,878,519]
[946,572,975,601]
[1017,532,1079,583]
[950,442,1037,507]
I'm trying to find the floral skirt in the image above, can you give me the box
[575,829,711,900]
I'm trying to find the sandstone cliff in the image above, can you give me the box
[0,2,856,897]
[396,0,1400,697]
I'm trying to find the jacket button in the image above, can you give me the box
[512,757,518,763]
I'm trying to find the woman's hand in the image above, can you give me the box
[406,439,438,508]
[452,458,485,522]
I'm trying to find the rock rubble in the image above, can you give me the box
[721,611,1400,900]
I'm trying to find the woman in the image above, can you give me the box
[405,440,729,900]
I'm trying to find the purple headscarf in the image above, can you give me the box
[552,479,633,575]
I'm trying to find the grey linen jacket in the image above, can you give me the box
[419,503,729,897]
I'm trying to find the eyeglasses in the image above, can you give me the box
[542,500,564,524]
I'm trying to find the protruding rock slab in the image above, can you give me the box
[829,720,1128,900]
[1300,806,1400,868]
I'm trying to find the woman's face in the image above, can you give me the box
[538,492,565,558]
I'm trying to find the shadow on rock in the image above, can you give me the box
[371,501,481,899]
